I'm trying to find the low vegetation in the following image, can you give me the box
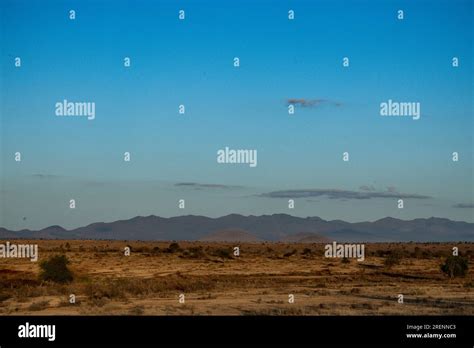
[441,255,469,278]
[39,255,73,283]
[384,250,402,268]
[0,240,471,315]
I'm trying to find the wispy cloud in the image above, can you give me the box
[386,186,398,193]
[359,185,376,192]
[175,182,243,190]
[31,174,63,179]
[360,185,399,193]
[287,98,342,108]
[260,188,431,200]
[453,203,474,209]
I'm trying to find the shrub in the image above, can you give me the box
[28,300,50,311]
[384,250,402,268]
[129,305,145,315]
[134,246,150,253]
[350,287,360,294]
[167,242,181,253]
[441,255,468,278]
[0,291,11,303]
[181,247,206,259]
[283,249,297,257]
[212,248,233,259]
[39,255,73,283]
[302,248,312,256]
[411,246,423,258]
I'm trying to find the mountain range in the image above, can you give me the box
[0,214,473,242]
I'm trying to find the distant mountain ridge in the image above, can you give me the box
[0,214,472,242]
[199,229,261,242]
[280,232,331,243]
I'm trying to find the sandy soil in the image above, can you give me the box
[0,240,472,315]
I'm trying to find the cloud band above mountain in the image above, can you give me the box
[175,182,243,189]
[453,203,474,209]
[259,188,431,200]
[286,98,342,108]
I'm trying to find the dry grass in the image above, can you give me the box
[0,240,472,315]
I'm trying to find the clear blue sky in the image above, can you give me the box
[1,0,472,230]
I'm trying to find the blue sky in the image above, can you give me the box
[1,0,472,230]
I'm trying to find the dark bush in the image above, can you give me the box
[212,248,233,259]
[283,249,297,257]
[384,250,402,268]
[411,246,423,258]
[167,242,181,253]
[302,248,312,256]
[441,255,468,278]
[185,246,206,259]
[180,246,207,259]
[39,255,73,283]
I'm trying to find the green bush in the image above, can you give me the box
[441,255,468,278]
[39,255,73,283]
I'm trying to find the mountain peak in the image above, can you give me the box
[40,225,66,232]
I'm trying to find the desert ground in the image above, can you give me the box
[0,240,473,315]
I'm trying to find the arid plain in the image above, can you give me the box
[0,240,473,315]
